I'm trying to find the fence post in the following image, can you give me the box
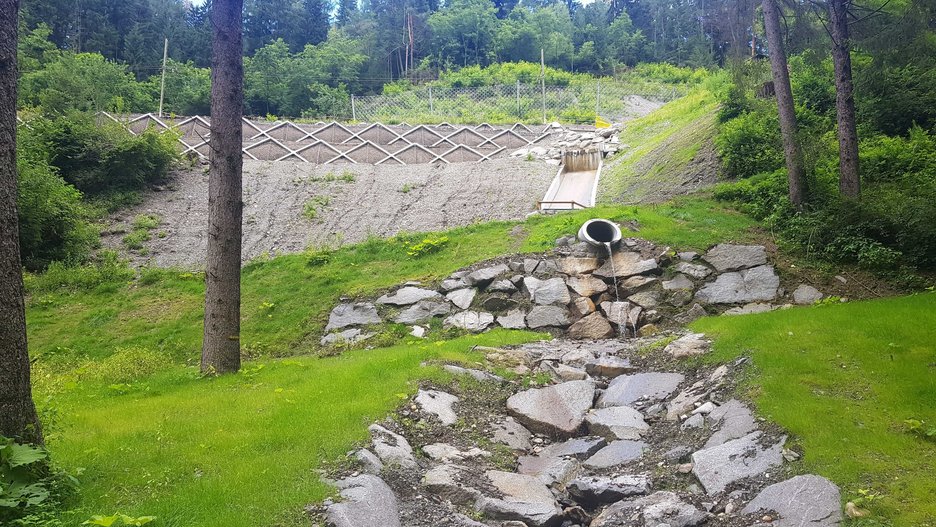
[351,94,357,121]
[596,80,601,118]
[429,85,434,114]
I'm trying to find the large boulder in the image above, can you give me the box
[557,257,601,275]
[525,277,572,305]
[741,474,843,526]
[325,475,401,527]
[444,311,495,332]
[594,251,659,278]
[394,300,452,324]
[491,416,533,451]
[703,244,768,272]
[526,306,572,329]
[368,424,417,469]
[446,288,477,310]
[376,286,441,306]
[567,275,608,297]
[597,372,685,408]
[691,431,785,494]
[476,471,562,527]
[506,380,595,437]
[695,265,780,304]
[497,309,527,329]
[585,406,649,440]
[567,313,615,340]
[465,264,510,287]
[325,303,381,331]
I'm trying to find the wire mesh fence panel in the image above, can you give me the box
[350,80,687,125]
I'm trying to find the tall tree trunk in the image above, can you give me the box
[828,0,860,199]
[202,0,243,375]
[762,0,805,208]
[0,0,43,444]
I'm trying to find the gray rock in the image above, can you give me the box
[422,464,481,505]
[498,309,528,329]
[674,303,708,324]
[446,288,477,310]
[354,449,383,475]
[621,275,658,293]
[691,431,785,494]
[626,290,662,309]
[567,474,651,505]
[465,264,510,287]
[594,251,659,278]
[598,372,685,408]
[662,274,695,290]
[572,296,596,316]
[443,364,504,383]
[741,474,843,526]
[526,306,572,329]
[567,312,614,340]
[488,279,518,293]
[415,389,459,425]
[410,325,427,338]
[320,328,374,346]
[491,416,533,451]
[540,436,608,459]
[567,275,608,297]
[325,303,381,331]
[369,424,417,469]
[523,258,543,274]
[666,380,708,421]
[476,471,561,527]
[546,362,589,382]
[583,440,648,469]
[695,265,780,304]
[525,277,572,305]
[394,300,452,324]
[440,278,467,292]
[517,454,581,489]
[675,262,712,279]
[584,356,635,378]
[444,311,495,332]
[586,406,649,440]
[422,443,489,463]
[326,475,401,527]
[793,284,823,305]
[704,399,757,448]
[480,294,519,312]
[724,302,776,315]
[678,251,699,261]
[591,491,708,527]
[506,380,596,437]
[557,257,601,275]
[664,333,710,358]
[681,413,704,430]
[703,244,769,272]
[599,301,641,333]
[376,286,442,306]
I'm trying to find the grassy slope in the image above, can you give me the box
[693,293,936,525]
[598,88,719,204]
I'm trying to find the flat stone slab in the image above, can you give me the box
[326,475,401,527]
[567,312,615,340]
[525,305,572,329]
[584,355,636,378]
[422,464,481,505]
[497,309,527,329]
[376,286,441,306]
[725,302,776,315]
[662,273,695,290]
[491,416,532,451]
[325,303,381,331]
[415,389,459,425]
[444,311,495,332]
[598,372,685,408]
[321,328,374,346]
[540,436,607,459]
[369,424,417,469]
[394,300,452,324]
[591,491,709,527]
[626,290,662,309]
[703,244,768,272]
[557,257,601,275]
[586,406,649,440]
[583,440,648,469]
[695,265,780,304]
[476,471,561,527]
[525,277,572,305]
[465,264,509,287]
[567,474,651,506]
[566,275,608,297]
[593,251,659,278]
[506,380,595,437]
[446,288,477,310]
[691,431,785,494]
[664,333,710,358]
[443,364,504,383]
[704,399,757,448]
[675,261,712,279]
[741,474,843,526]
[422,443,489,463]
[517,454,581,489]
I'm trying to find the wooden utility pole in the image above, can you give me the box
[762,0,805,208]
[828,0,860,199]
[540,48,546,124]
[0,0,43,444]
[158,38,168,117]
[201,0,244,375]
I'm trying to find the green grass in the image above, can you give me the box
[26,198,754,367]
[692,293,936,525]
[42,330,543,527]
[599,87,721,203]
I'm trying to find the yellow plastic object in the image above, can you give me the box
[595,116,611,128]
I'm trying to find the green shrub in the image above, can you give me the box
[23,251,135,295]
[714,109,784,179]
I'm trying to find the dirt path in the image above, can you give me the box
[102,158,556,269]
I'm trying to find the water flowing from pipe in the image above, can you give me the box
[604,242,619,302]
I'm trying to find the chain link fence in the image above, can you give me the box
[350,80,685,125]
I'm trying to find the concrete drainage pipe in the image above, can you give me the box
[578,219,622,247]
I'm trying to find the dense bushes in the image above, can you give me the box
[715,109,783,178]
